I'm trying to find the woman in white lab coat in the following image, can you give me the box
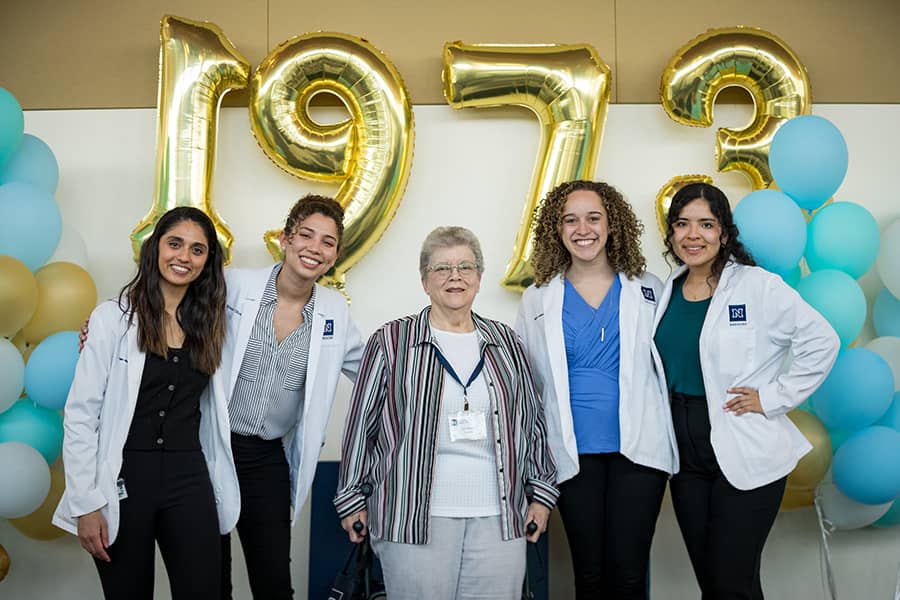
[53,207,238,599]
[516,180,677,599]
[651,182,839,599]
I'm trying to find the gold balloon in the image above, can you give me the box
[660,27,811,190]
[0,255,38,337]
[655,174,714,239]
[780,486,815,511]
[0,543,8,582]
[131,15,250,263]
[786,409,832,489]
[19,262,97,345]
[443,42,611,292]
[250,33,414,294]
[9,467,66,541]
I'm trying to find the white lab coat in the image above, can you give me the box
[516,272,679,483]
[223,268,363,524]
[52,300,240,543]
[650,262,840,490]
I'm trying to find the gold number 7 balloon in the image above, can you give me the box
[443,42,611,292]
[131,15,250,263]
[249,32,415,297]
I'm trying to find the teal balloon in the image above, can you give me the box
[0,88,24,169]
[0,181,63,271]
[832,426,900,505]
[873,499,900,527]
[796,269,865,347]
[0,134,59,193]
[733,189,806,275]
[873,288,900,338]
[23,331,80,411]
[0,398,63,464]
[829,428,853,452]
[770,115,848,211]
[805,202,879,278]
[779,264,802,288]
[877,392,900,432]
[811,348,894,431]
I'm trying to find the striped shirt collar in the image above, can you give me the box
[412,306,503,348]
[260,262,317,320]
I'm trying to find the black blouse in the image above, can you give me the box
[124,347,209,451]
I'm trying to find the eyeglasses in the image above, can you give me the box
[426,261,479,279]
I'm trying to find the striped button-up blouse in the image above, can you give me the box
[334,306,559,544]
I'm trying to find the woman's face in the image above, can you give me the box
[422,244,481,314]
[558,190,609,268]
[670,197,725,274]
[157,220,210,292]
[280,212,340,284]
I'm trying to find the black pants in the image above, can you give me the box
[222,433,294,599]
[95,450,221,600]
[669,393,787,600]
[556,452,668,600]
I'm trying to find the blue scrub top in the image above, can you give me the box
[563,276,621,454]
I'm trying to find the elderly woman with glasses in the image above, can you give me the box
[334,226,558,600]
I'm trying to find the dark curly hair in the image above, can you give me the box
[118,207,226,375]
[530,180,646,286]
[663,182,756,282]
[283,194,345,248]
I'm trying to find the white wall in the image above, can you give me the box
[1,103,898,598]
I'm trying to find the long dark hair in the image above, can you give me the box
[663,182,755,281]
[118,207,226,375]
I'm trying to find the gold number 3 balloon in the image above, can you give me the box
[656,27,811,236]
[250,33,414,292]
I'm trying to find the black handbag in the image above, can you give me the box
[328,543,365,600]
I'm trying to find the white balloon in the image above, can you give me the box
[865,336,900,392]
[48,224,89,270]
[877,219,900,299]
[0,338,24,414]
[0,442,51,518]
[817,476,892,530]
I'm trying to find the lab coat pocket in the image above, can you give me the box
[716,328,756,380]
[729,412,789,477]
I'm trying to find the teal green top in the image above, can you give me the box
[654,275,710,396]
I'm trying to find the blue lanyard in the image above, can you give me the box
[432,344,486,411]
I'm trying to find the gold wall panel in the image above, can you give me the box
[267,0,617,105]
[0,0,268,109]
[1,0,898,109]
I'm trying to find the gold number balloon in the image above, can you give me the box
[661,27,811,190]
[656,27,811,237]
[443,43,610,291]
[131,15,250,262]
[250,33,414,293]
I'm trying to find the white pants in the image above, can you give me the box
[370,515,526,600]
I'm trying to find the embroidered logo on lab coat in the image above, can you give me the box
[640,286,656,303]
[323,319,334,338]
[728,304,747,324]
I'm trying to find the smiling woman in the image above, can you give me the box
[335,226,558,600]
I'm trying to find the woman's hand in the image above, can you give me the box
[724,387,764,416]
[524,502,550,543]
[77,510,110,562]
[341,509,368,544]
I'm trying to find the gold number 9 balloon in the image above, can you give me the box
[656,27,811,237]
[443,43,610,292]
[131,16,250,262]
[250,33,414,293]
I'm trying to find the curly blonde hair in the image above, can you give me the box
[530,180,646,286]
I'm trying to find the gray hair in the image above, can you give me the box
[419,226,485,278]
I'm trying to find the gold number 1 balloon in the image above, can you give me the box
[250,33,415,294]
[131,15,250,262]
[443,42,611,292]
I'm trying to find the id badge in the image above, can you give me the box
[449,410,487,442]
[116,477,128,500]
